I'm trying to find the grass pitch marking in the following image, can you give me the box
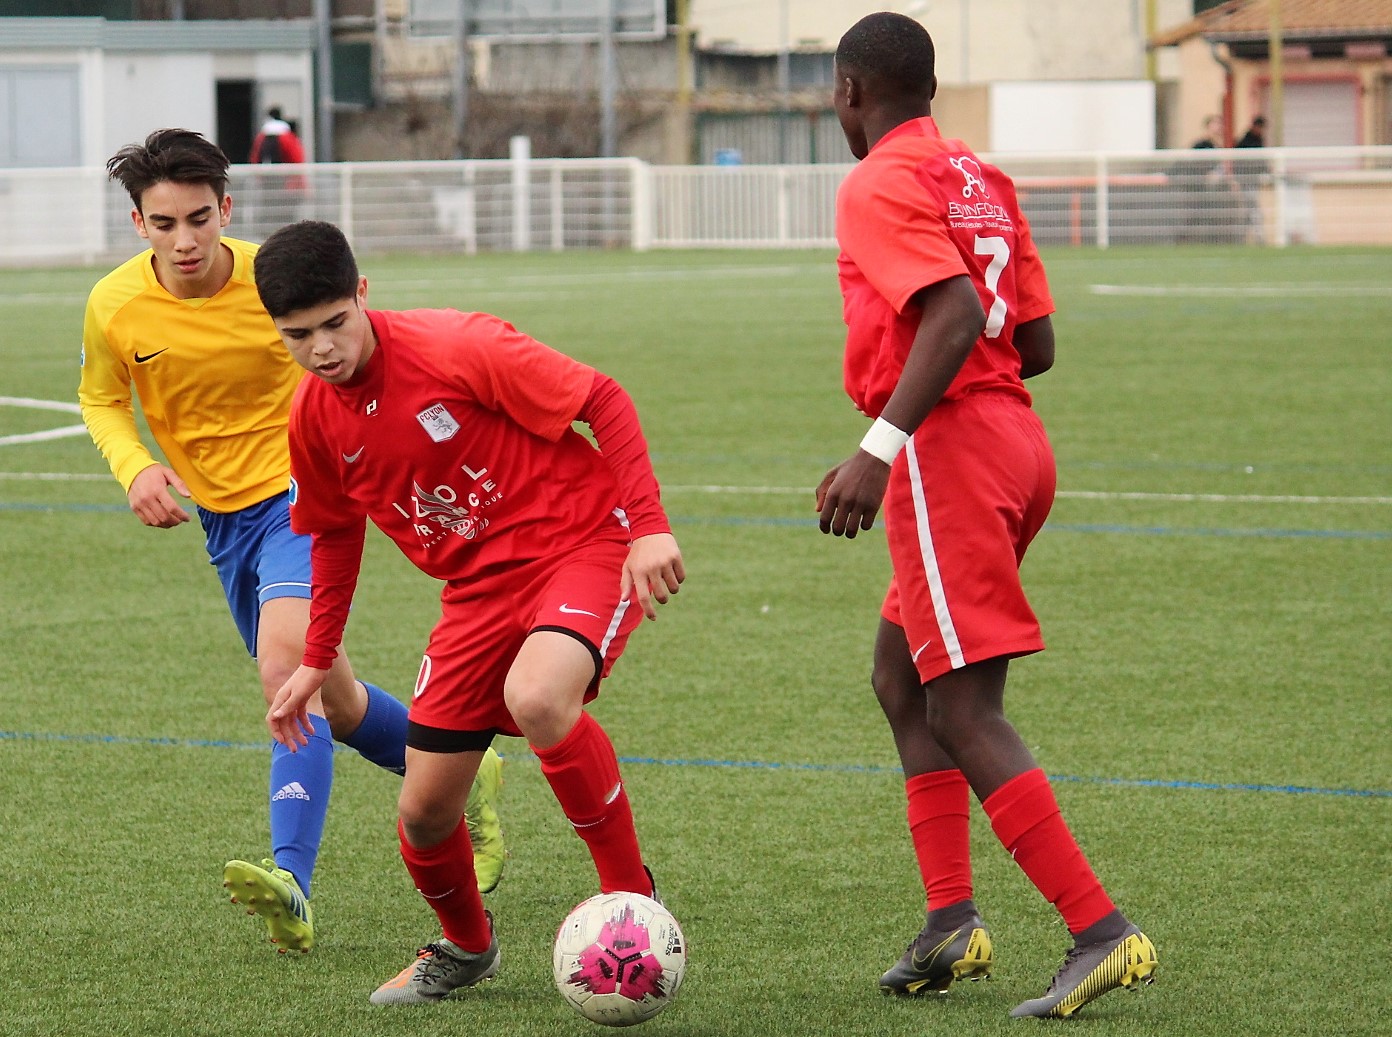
[0,396,87,446]
[665,484,1392,506]
[1090,282,1392,298]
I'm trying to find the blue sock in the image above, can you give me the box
[269,718,334,898]
[338,682,409,776]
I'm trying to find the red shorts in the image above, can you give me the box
[881,392,1056,684]
[409,538,642,738]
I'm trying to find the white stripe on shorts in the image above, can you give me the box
[904,438,966,670]
[598,595,632,659]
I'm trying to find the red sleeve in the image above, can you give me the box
[302,522,365,668]
[577,371,670,539]
[837,156,968,314]
[286,385,367,668]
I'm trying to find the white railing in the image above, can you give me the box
[2,146,1390,265]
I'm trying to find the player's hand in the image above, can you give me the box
[816,451,892,538]
[621,533,685,620]
[266,665,329,750]
[127,463,192,528]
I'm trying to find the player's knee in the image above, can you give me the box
[503,678,567,739]
[397,792,461,848]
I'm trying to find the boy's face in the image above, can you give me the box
[132,180,232,297]
[271,276,375,385]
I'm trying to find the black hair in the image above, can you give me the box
[254,220,360,318]
[835,11,936,101]
[268,106,283,120]
[106,128,229,211]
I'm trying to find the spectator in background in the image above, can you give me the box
[1190,115,1222,150]
[250,107,309,228]
[1234,115,1268,242]
[250,106,293,165]
[1236,114,1266,150]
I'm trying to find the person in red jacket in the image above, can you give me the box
[817,12,1157,1019]
[253,219,685,1006]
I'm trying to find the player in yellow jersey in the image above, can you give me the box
[77,129,506,953]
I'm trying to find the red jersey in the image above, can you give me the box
[289,308,665,663]
[836,117,1054,418]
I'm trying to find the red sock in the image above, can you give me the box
[983,768,1115,934]
[905,769,973,910]
[533,712,650,895]
[398,817,491,951]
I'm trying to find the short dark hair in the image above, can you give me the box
[835,12,935,100]
[254,220,360,318]
[268,106,283,120]
[106,128,229,211]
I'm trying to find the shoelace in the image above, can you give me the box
[415,944,461,985]
[1043,945,1084,994]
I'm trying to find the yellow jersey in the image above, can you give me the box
[78,237,303,513]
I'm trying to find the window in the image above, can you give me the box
[0,66,82,168]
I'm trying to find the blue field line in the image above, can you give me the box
[3,729,1387,799]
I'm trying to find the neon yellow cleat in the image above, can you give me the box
[466,746,507,894]
[1011,925,1157,1018]
[880,913,993,995]
[223,858,314,954]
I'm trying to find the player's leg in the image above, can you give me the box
[201,500,325,951]
[923,659,1156,1017]
[508,630,653,897]
[372,748,499,1005]
[873,614,992,995]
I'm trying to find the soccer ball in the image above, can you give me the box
[553,891,687,1026]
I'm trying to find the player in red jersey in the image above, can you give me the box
[817,13,1157,1019]
[251,220,684,1006]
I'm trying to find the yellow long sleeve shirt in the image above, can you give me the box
[78,237,303,513]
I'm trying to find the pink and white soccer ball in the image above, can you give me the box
[553,891,687,1026]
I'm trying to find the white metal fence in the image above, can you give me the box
[2,146,1390,266]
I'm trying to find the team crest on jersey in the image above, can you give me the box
[949,155,990,200]
[416,403,461,442]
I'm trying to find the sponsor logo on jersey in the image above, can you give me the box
[134,347,169,364]
[412,480,486,539]
[417,402,461,442]
[949,155,990,200]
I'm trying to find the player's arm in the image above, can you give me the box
[577,371,684,620]
[1015,315,1055,379]
[455,314,684,618]
[269,408,365,747]
[78,304,192,527]
[817,276,985,538]
[267,517,366,748]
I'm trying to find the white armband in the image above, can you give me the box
[859,417,910,465]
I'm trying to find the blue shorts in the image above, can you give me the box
[199,491,312,657]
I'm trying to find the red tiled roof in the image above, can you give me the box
[1153,0,1392,47]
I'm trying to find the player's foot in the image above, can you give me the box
[879,907,993,995]
[466,746,506,894]
[223,858,314,954]
[369,917,500,1005]
[1010,922,1158,1019]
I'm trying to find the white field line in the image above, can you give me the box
[1,477,1386,505]
[1090,283,1392,298]
[0,396,87,446]
[664,484,1392,506]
